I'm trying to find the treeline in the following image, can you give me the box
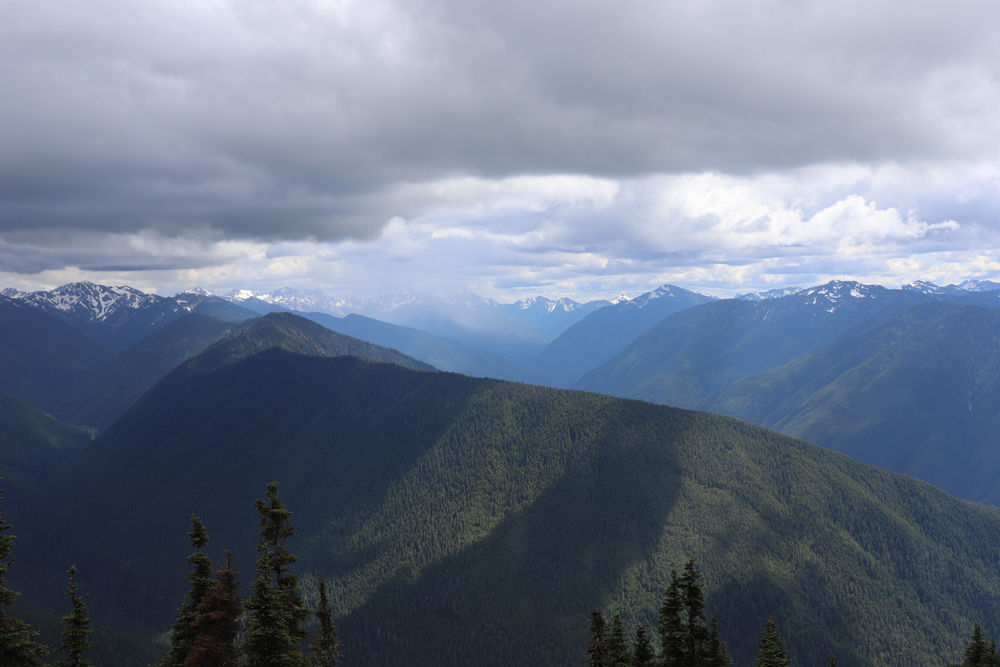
[0,482,342,667]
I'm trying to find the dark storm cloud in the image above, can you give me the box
[2,0,1000,252]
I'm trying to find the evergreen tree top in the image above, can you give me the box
[754,615,791,667]
[188,515,209,551]
[254,481,299,578]
[53,565,94,667]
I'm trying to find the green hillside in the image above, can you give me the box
[18,346,1000,667]
[699,300,1000,506]
[574,283,929,407]
[60,313,237,429]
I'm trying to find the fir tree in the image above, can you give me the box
[680,559,709,664]
[163,516,214,667]
[52,565,94,667]
[584,608,608,667]
[243,481,311,667]
[308,578,341,667]
[631,624,655,667]
[0,486,47,667]
[964,624,998,667]
[705,611,732,667]
[606,613,632,667]
[186,549,243,667]
[658,570,685,667]
[754,615,790,667]
[658,559,721,667]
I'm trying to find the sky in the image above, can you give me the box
[2,0,1000,301]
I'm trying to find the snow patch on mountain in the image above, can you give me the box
[903,279,1000,295]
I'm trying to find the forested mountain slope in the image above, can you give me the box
[0,390,93,512]
[16,345,1000,667]
[0,296,114,414]
[575,281,930,406]
[59,314,239,429]
[699,300,1000,506]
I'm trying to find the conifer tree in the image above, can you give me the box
[163,516,214,667]
[827,658,838,667]
[964,624,999,667]
[52,565,94,667]
[308,578,341,667]
[243,481,310,667]
[606,613,632,667]
[585,608,608,667]
[680,560,709,664]
[186,549,243,667]
[658,559,721,667]
[658,570,685,667]
[705,611,732,667]
[631,624,655,667]
[754,615,790,667]
[0,486,47,667]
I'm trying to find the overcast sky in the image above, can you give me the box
[2,0,1000,300]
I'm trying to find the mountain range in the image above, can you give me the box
[7,277,1000,666]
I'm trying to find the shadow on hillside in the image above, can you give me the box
[337,400,687,667]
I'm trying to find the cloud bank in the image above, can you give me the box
[2,0,999,297]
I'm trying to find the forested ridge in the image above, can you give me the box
[5,339,1000,666]
[698,301,1000,506]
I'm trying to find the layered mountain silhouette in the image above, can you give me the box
[533,284,717,383]
[574,281,931,405]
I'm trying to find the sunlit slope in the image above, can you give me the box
[24,347,1000,667]
[700,300,1000,506]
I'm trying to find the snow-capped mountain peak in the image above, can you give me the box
[15,281,170,322]
[225,288,260,302]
